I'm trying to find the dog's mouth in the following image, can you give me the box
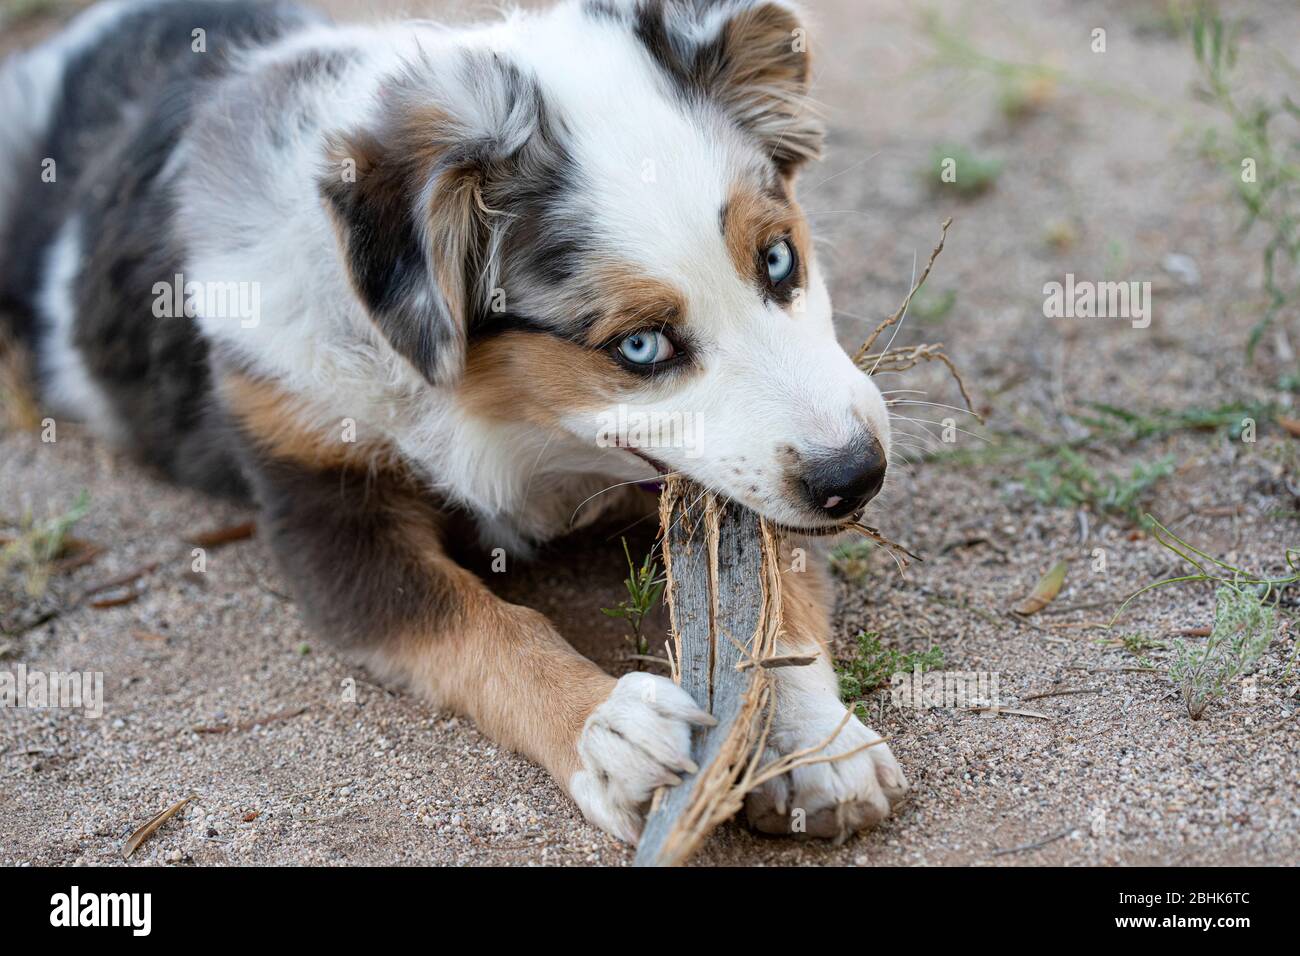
[768,516,865,537]
[623,446,672,477]
[619,446,863,537]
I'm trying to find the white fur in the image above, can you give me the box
[0,0,142,236]
[36,217,123,440]
[745,654,909,840]
[569,672,716,843]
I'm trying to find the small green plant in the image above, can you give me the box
[601,538,665,663]
[1024,449,1174,523]
[1076,400,1275,443]
[1170,586,1274,718]
[0,491,90,597]
[837,631,944,707]
[908,287,958,323]
[926,144,1002,198]
[997,72,1057,122]
[829,539,876,583]
[1111,516,1296,719]
[1188,4,1300,357]
[1121,632,1165,655]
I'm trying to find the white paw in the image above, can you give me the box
[746,690,908,843]
[569,672,716,844]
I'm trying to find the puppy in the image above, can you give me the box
[0,0,908,843]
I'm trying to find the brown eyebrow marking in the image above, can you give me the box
[581,267,687,346]
[720,179,812,297]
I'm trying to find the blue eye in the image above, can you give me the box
[618,329,676,365]
[765,239,794,285]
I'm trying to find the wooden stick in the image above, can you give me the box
[635,480,776,866]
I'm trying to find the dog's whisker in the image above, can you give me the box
[519,429,561,508]
[890,414,990,444]
[889,430,945,455]
[569,470,681,528]
[801,151,881,195]
[886,399,982,418]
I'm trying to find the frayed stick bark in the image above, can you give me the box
[636,483,883,865]
[634,478,784,866]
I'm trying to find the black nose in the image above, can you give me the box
[800,434,887,519]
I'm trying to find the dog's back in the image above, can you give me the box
[0,0,314,491]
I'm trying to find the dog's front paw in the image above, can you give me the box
[569,673,716,843]
[746,702,908,843]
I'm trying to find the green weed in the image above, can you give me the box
[838,631,944,706]
[1111,516,1295,718]
[601,538,666,663]
[926,144,1002,197]
[0,491,90,597]
[1024,449,1174,523]
[1188,4,1300,357]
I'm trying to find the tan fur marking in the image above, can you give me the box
[459,331,623,424]
[775,540,833,654]
[722,181,813,294]
[720,4,811,97]
[220,372,394,470]
[369,548,615,786]
[277,464,619,788]
[582,268,687,346]
[322,101,490,338]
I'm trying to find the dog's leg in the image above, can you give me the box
[225,376,711,842]
[744,543,909,841]
[370,561,717,844]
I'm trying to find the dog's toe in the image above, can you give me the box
[745,707,905,842]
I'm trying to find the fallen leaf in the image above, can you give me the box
[1014,561,1067,616]
[89,589,141,609]
[52,539,104,574]
[974,707,1052,720]
[187,521,255,548]
[122,796,192,860]
[192,706,309,735]
[131,629,168,642]
[78,562,159,605]
[1278,416,1300,438]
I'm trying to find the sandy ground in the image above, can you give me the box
[2,0,1298,866]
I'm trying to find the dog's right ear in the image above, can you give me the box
[320,52,544,386]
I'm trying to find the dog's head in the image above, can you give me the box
[321,0,889,532]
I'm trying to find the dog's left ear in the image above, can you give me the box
[639,0,823,176]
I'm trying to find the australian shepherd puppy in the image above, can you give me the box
[0,0,908,844]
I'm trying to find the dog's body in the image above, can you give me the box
[1,0,907,843]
